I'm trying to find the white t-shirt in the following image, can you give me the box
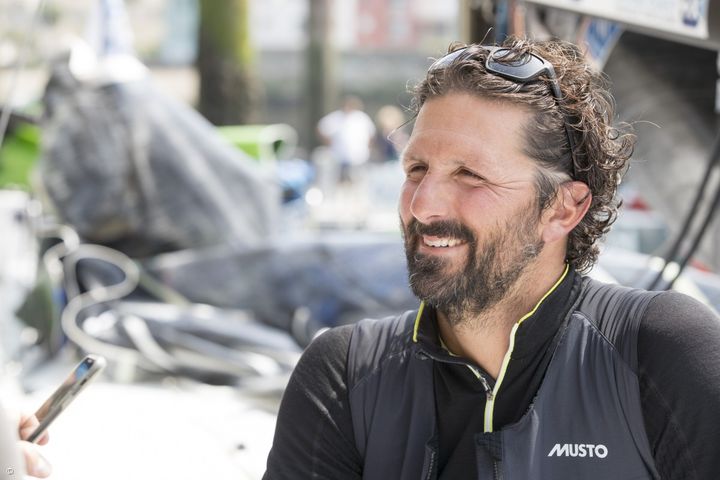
[318,109,377,166]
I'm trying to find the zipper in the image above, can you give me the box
[493,459,503,480]
[467,360,502,432]
[483,323,519,432]
[424,449,436,480]
[466,364,494,402]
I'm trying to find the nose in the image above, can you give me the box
[406,173,453,224]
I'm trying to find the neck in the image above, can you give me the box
[436,260,567,378]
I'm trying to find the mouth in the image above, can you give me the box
[421,235,467,249]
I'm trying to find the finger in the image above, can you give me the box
[17,414,49,444]
[18,412,39,432]
[34,431,50,445]
[19,441,52,478]
[17,413,49,445]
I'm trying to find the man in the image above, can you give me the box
[264,37,720,479]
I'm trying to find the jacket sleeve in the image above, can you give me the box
[638,291,720,479]
[263,325,362,479]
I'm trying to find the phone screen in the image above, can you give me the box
[28,355,106,443]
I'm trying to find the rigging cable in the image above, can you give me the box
[647,129,720,290]
[663,166,720,290]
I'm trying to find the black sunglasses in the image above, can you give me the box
[429,46,578,179]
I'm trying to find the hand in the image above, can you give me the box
[17,414,52,478]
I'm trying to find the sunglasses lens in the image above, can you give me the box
[429,47,469,71]
[486,49,547,81]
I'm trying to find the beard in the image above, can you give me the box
[402,202,545,328]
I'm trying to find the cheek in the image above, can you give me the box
[458,194,524,236]
[457,193,494,223]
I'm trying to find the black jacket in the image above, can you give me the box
[264,271,720,479]
[348,275,659,479]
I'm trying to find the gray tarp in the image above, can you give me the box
[40,63,279,257]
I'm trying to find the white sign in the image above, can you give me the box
[527,0,710,39]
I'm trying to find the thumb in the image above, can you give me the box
[18,441,52,478]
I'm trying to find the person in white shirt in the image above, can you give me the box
[317,96,377,185]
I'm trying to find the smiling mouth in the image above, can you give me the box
[422,235,467,248]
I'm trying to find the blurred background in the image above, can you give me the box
[1,0,720,478]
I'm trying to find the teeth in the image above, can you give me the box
[424,236,463,248]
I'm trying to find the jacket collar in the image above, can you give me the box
[411,266,579,362]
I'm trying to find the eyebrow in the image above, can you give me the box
[402,152,477,170]
[401,152,426,166]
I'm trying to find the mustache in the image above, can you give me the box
[405,218,476,244]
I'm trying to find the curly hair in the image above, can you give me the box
[410,37,635,273]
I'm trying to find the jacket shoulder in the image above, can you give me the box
[575,277,662,368]
[346,310,418,391]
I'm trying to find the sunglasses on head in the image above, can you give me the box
[430,46,578,179]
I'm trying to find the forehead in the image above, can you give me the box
[406,92,537,174]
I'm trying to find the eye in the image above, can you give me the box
[457,168,486,184]
[404,163,427,181]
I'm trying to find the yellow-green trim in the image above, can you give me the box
[412,302,426,343]
[483,264,570,432]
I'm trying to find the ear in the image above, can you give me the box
[540,181,591,244]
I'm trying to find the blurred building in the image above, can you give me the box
[248,0,457,52]
[0,0,460,148]
[246,0,460,147]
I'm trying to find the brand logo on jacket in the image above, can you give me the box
[547,443,608,459]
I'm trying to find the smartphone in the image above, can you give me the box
[27,354,106,443]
